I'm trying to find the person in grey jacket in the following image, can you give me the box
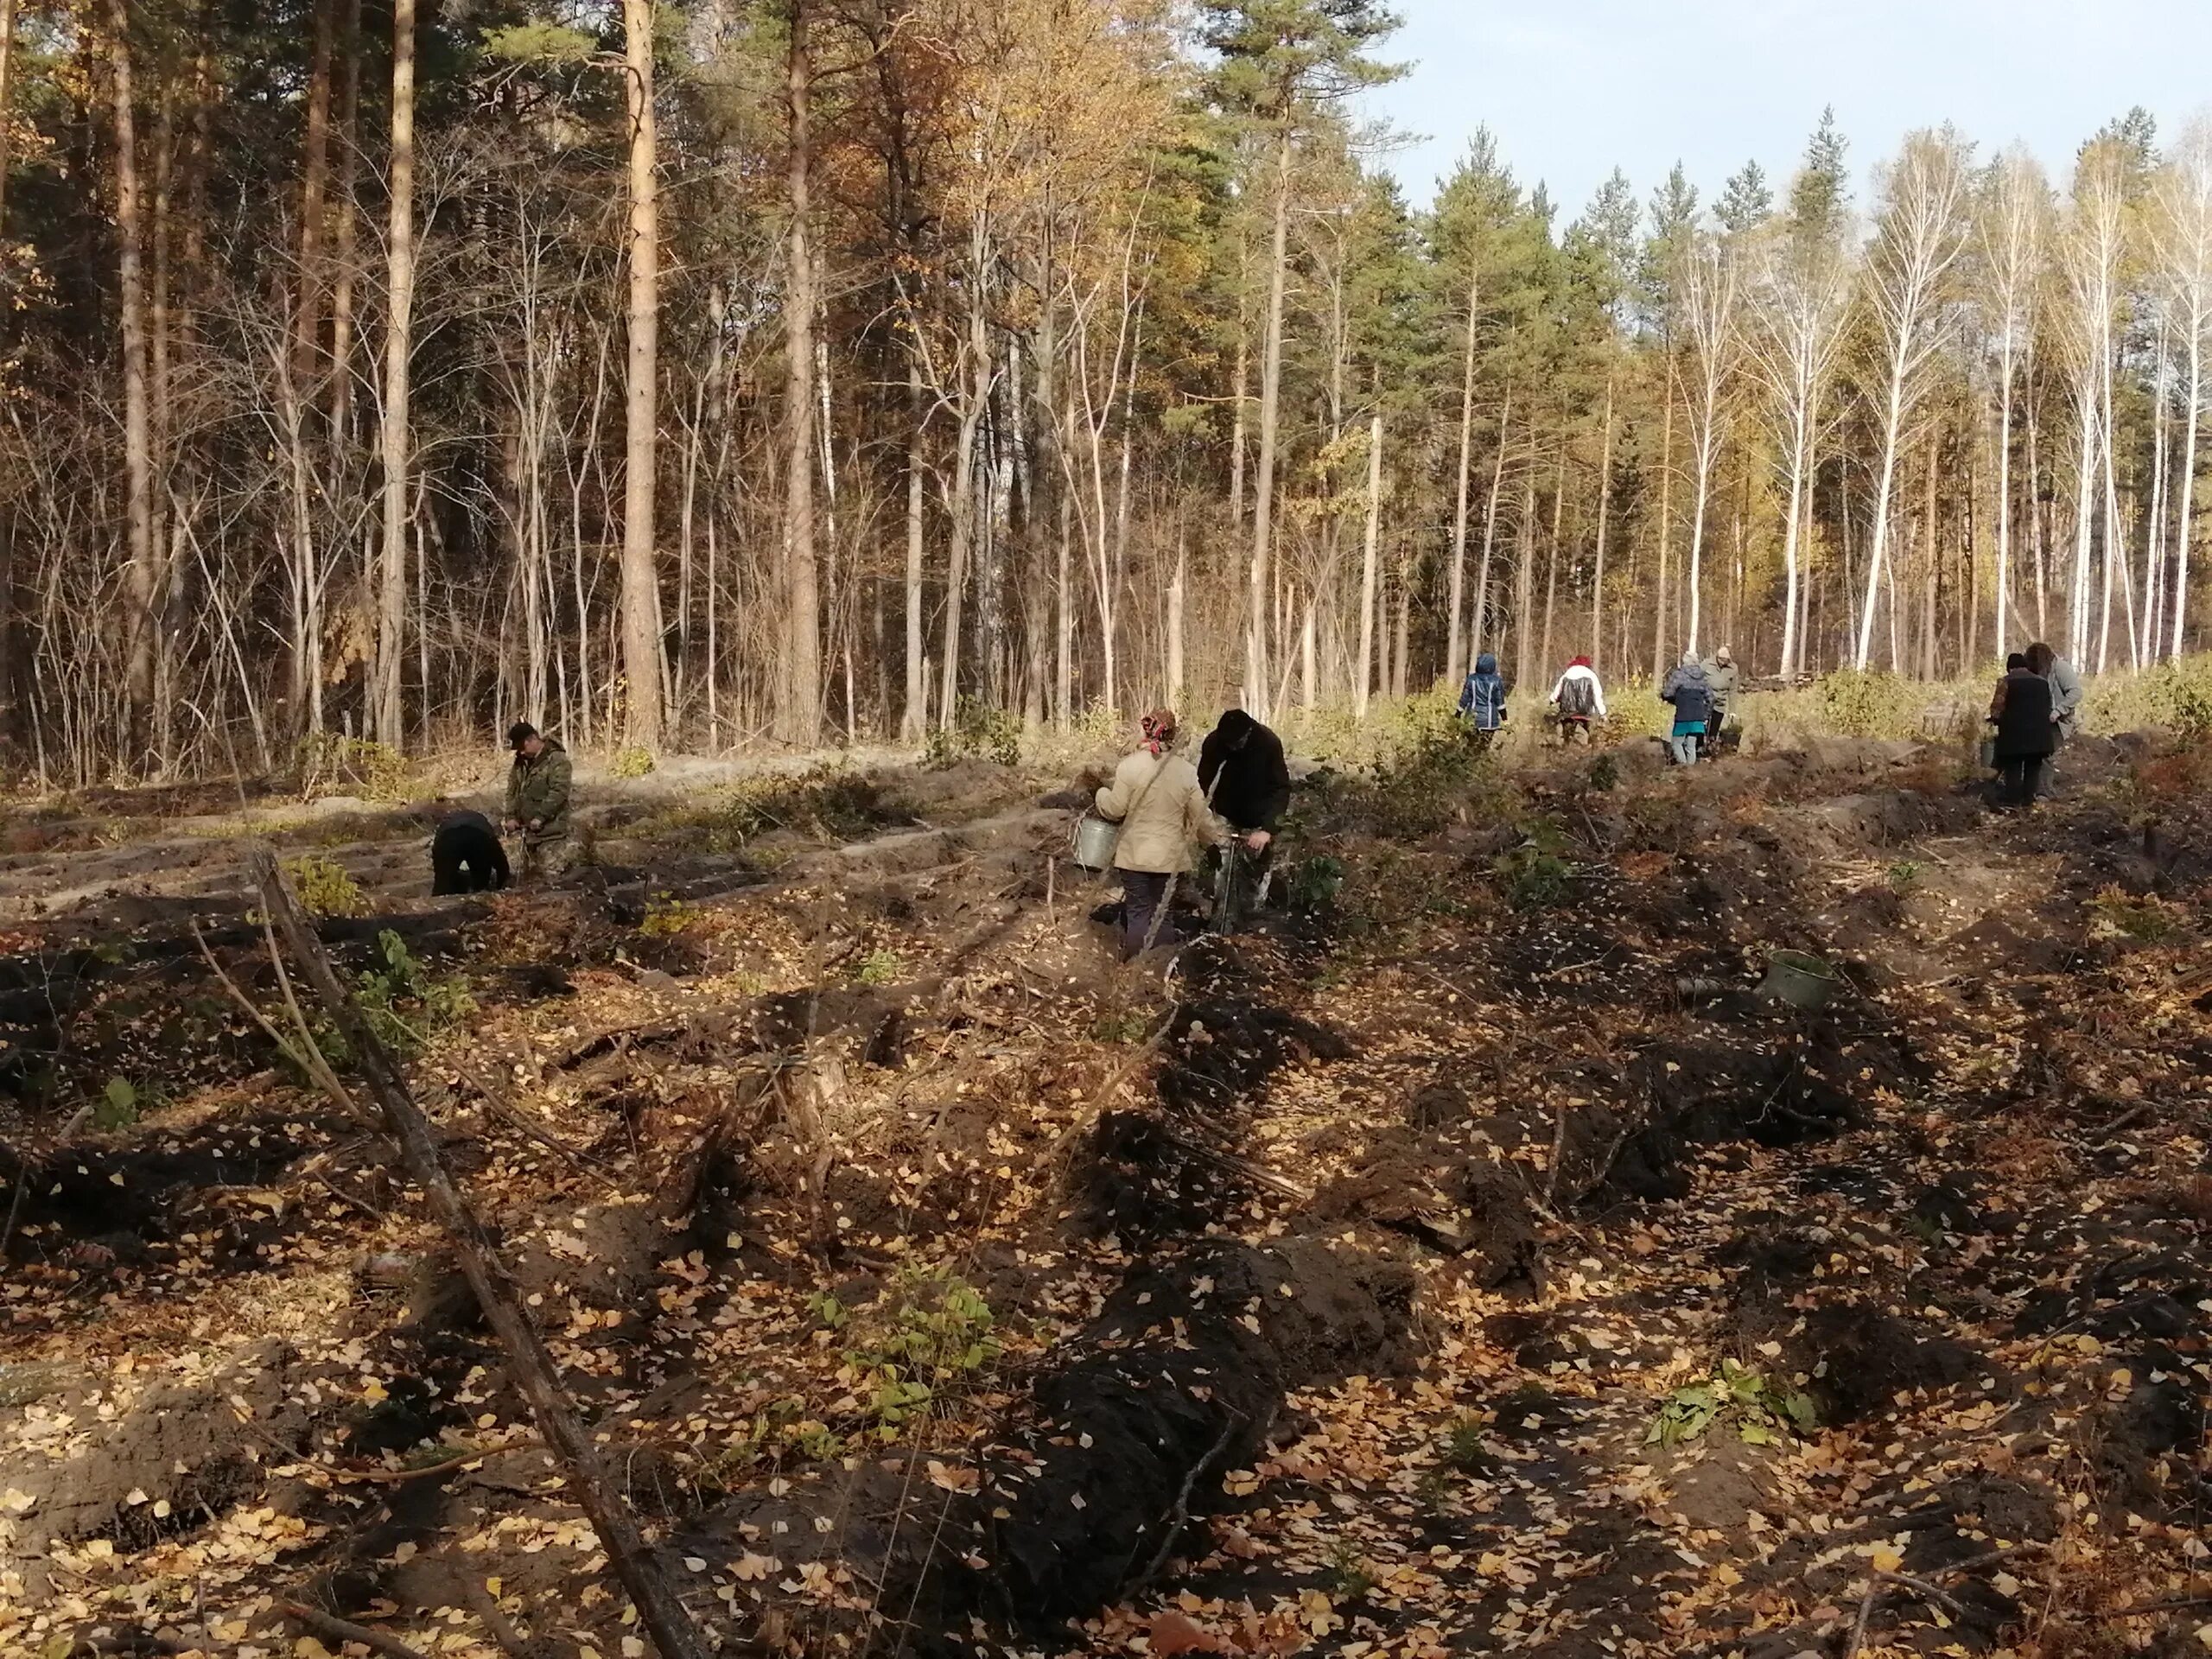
[1700,646,1742,748]
[2024,643,2083,739]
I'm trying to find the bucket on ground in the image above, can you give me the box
[1071,813,1119,872]
[1757,949,1844,1010]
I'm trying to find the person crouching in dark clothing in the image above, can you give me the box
[432,809,511,894]
[1988,652,2056,807]
[1198,709,1290,926]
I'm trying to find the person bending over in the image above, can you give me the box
[432,808,510,895]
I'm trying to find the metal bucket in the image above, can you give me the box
[1757,949,1843,1010]
[1071,814,1119,872]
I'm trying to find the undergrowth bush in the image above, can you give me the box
[922,701,1022,767]
[610,745,658,780]
[296,733,410,803]
[286,853,365,918]
[350,930,474,1057]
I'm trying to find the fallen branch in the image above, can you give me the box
[281,1603,434,1659]
[248,849,709,1659]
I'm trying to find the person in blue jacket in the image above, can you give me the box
[1458,652,1509,748]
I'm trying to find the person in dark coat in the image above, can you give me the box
[1198,709,1290,843]
[1659,653,1713,765]
[1989,651,2056,806]
[431,808,511,895]
[1458,652,1509,748]
[1198,708,1291,929]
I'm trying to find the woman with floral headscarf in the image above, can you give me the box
[1094,709,1230,959]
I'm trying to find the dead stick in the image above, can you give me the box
[191,919,328,1090]
[1845,1578,1878,1659]
[281,1603,433,1659]
[249,849,709,1659]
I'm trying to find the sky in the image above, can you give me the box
[1362,0,2212,223]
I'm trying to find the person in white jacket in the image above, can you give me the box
[1548,656,1607,745]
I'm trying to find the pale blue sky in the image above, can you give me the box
[1363,0,2212,223]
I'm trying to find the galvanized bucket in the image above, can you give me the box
[1071,813,1119,872]
[1757,949,1843,1010]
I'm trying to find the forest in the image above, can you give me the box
[1,0,2209,781]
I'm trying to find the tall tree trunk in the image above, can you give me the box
[1469,388,1511,661]
[372,0,416,748]
[1652,363,1675,671]
[326,0,361,450]
[293,0,334,402]
[1229,315,1248,525]
[2176,319,2203,658]
[619,0,663,748]
[1993,325,2015,662]
[776,0,820,745]
[901,353,927,741]
[1513,468,1535,690]
[1541,444,1565,676]
[1246,124,1292,713]
[1356,409,1382,718]
[1166,532,1186,707]
[1445,263,1480,685]
[105,0,159,753]
[1589,372,1613,663]
[0,0,16,254]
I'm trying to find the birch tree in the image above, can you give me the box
[1743,219,1847,675]
[1974,146,2048,662]
[2153,116,2212,659]
[1677,232,1738,659]
[1853,128,1971,671]
[372,0,416,747]
[619,0,663,749]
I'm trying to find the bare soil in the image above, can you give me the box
[3,732,2209,1659]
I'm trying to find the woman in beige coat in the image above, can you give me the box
[1095,709,1230,958]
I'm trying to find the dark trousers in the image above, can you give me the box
[1121,870,1179,960]
[1998,754,2046,806]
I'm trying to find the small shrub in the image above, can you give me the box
[1817,669,1929,739]
[1493,817,1574,910]
[1322,1540,1379,1600]
[854,949,903,988]
[287,853,366,918]
[1886,859,1923,893]
[354,929,474,1056]
[1288,854,1345,912]
[1441,1413,1493,1472]
[922,701,1023,768]
[93,1076,143,1130]
[1587,753,1620,792]
[2088,887,2181,944]
[1092,1008,1154,1045]
[639,893,702,938]
[1648,1360,1818,1448]
[818,1267,1001,1441]
[610,746,658,780]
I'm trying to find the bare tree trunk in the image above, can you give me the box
[619,0,662,748]
[2177,323,2203,658]
[1246,125,1292,712]
[1445,263,1480,686]
[1513,468,1535,689]
[372,0,416,748]
[105,0,159,752]
[775,0,820,745]
[1356,409,1381,719]
[0,0,16,253]
[901,353,926,741]
[1229,315,1248,525]
[1541,444,1565,676]
[293,0,334,401]
[1469,386,1511,661]
[1589,373,1613,663]
[1652,366,1674,671]
[1166,532,1185,707]
[326,0,360,450]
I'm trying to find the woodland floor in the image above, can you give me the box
[1,721,2209,1659]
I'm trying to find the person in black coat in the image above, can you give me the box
[1198,709,1291,928]
[1988,652,2056,807]
[1198,709,1290,842]
[432,808,512,894]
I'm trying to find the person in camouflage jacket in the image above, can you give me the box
[504,722,574,880]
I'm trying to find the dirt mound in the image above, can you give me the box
[0,1341,309,1596]
[1313,1134,1540,1288]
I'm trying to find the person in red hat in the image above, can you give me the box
[1548,656,1608,745]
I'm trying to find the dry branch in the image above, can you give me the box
[247,848,709,1659]
[281,1603,434,1659]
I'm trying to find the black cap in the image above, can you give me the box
[506,721,537,750]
